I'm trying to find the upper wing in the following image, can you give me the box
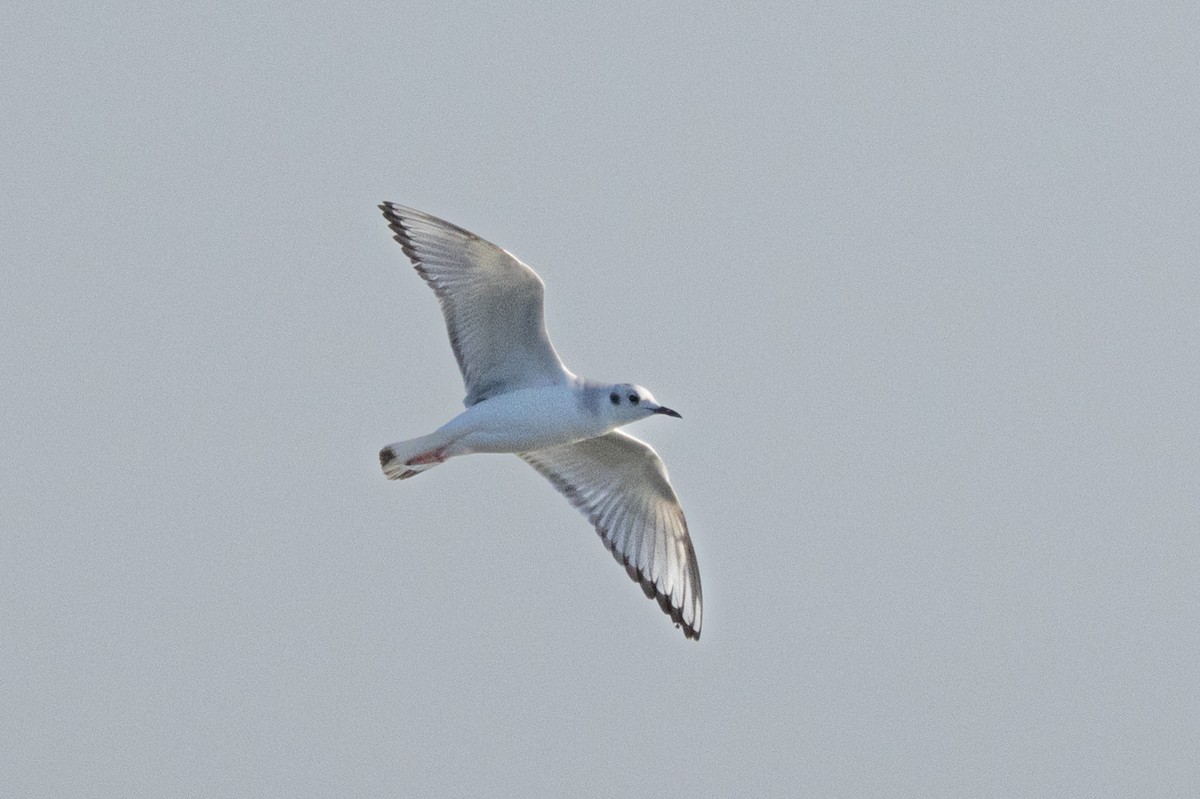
[520,430,702,640]
[380,203,571,406]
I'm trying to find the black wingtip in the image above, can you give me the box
[379,201,403,229]
[617,544,700,641]
[379,203,422,262]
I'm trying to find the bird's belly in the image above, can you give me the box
[465,425,590,453]
[446,389,609,454]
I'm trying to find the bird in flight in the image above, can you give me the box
[377,203,702,640]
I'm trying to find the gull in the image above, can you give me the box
[376,203,702,640]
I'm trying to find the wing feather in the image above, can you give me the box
[380,203,571,406]
[519,431,702,640]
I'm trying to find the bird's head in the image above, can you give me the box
[602,383,681,424]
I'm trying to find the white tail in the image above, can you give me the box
[378,431,453,480]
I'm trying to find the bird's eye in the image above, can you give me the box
[629,394,639,404]
[609,392,620,405]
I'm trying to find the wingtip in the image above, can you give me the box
[379,202,409,230]
[379,201,403,227]
[675,606,702,642]
[379,203,423,262]
[619,544,701,641]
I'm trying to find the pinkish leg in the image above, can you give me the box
[405,448,447,466]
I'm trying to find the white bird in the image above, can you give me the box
[377,203,702,640]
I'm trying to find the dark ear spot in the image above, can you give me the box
[629,394,639,405]
[609,392,620,405]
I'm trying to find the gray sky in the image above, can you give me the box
[3,2,1199,796]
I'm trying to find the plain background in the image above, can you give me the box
[3,2,1198,796]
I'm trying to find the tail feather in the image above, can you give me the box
[379,431,451,480]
